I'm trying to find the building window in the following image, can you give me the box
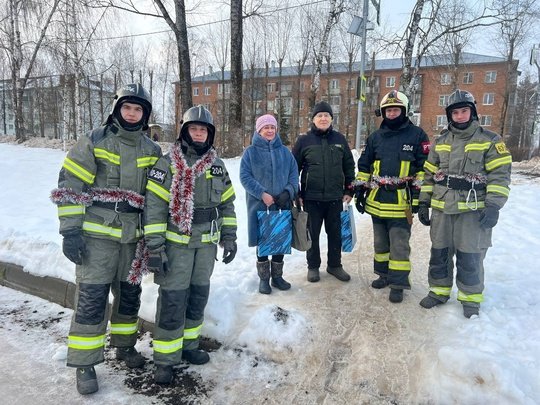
[281,83,293,93]
[193,87,199,96]
[438,95,450,106]
[440,73,451,85]
[330,79,339,90]
[485,71,497,83]
[483,93,494,105]
[463,72,473,84]
[299,82,305,92]
[480,115,492,126]
[348,79,355,90]
[218,83,231,95]
[385,76,396,88]
[268,100,274,111]
[436,115,447,128]
[299,117,304,127]
[204,87,211,96]
[203,103,211,110]
[299,99,304,110]
[330,96,341,105]
[267,83,276,93]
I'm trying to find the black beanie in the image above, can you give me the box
[311,101,333,119]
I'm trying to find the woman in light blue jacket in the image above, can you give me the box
[240,114,299,294]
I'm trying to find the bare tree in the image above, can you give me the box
[227,0,243,157]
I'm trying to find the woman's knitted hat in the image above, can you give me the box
[256,114,278,133]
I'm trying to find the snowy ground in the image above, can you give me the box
[0,138,539,404]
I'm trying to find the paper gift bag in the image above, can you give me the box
[257,209,292,256]
[291,206,312,251]
[341,204,356,252]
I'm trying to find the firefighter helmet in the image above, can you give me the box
[108,83,152,129]
[180,105,216,146]
[445,89,478,122]
[380,90,410,115]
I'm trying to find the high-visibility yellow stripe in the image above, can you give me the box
[389,260,411,271]
[166,231,191,244]
[205,170,214,179]
[221,185,235,202]
[431,199,445,209]
[430,199,486,211]
[365,206,407,218]
[424,161,438,173]
[222,217,237,226]
[144,223,168,234]
[137,156,159,168]
[373,160,381,176]
[83,221,122,238]
[356,171,371,182]
[374,252,390,262]
[464,142,491,152]
[486,184,510,197]
[430,286,451,297]
[421,185,433,193]
[147,180,170,202]
[94,148,120,165]
[435,144,451,152]
[416,171,425,181]
[485,155,512,171]
[153,337,183,354]
[399,161,410,178]
[58,205,85,217]
[63,158,95,184]
[457,291,483,303]
[67,334,107,350]
[183,324,202,340]
[202,231,220,243]
[110,322,138,335]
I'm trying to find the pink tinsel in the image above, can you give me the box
[128,239,149,285]
[50,187,145,208]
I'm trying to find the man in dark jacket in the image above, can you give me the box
[355,90,430,303]
[292,101,355,283]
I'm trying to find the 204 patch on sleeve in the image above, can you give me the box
[147,167,167,184]
[495,142,509,154]
[210,165,224,177]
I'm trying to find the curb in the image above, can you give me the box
[0,261,155,334]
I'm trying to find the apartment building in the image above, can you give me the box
[175,52,518,148]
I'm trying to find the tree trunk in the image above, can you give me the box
[174,0,192,112]
[228,0,243,157]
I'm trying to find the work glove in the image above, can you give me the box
[354,187,367,214]
[62,230,86,265]
[221,240,237,264]
[417,203,431,226]
[479,205,499,229]
[273,191,290,209]
[147,247,169,275]
[412,204,420,214]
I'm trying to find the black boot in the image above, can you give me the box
[270,261,291,290]
[463,305,479,318]
[327,266,351,282]
[307,267,320,282]
[116,346,145,368]
[76,366,98,395]
[257,261,271,294]
[371,276,388,289]
[182,349,210,365]
[419,295,445,309]
[154,365,174,384]
[389,288,403,303]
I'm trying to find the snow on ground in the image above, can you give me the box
[0,140,539,404]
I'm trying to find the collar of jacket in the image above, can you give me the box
[379,117,412,133]
[252,131,283,149]
[310,124,333,137]
[110,119,142,145]
[448,120,479,139]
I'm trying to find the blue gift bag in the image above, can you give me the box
[257,209,292,256]
[341,204,356,252]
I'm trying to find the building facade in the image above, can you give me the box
[175,52,518,149]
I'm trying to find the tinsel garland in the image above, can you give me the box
[50,187,144,208]
[433,170,487,184]
[352,175,422,190]
[128,238,149,285]
[169,144,217,235]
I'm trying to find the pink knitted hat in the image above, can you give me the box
[256,114,277,133]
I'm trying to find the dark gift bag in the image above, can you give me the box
[257,209,292,256]
[341,204,356,252]
[291,206,312,251]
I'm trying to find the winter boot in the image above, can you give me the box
[270,261,291,290]
[419,295,445,309]
[76,366,98,395]
[371,276,388,289]
[182,349,210,365]
[307,267,320,282]
[463,305,480,318]
[116,346,145,368]
[327,266,351,282]
[257,260,271,294]
[389,288,403,303]
[154,365,174,385]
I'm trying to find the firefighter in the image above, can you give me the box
[51,83,162,395]
[143,105,237,385]
[355,90,430,303]
[417,89,511,318]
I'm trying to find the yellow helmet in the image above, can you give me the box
[380,90,409,115]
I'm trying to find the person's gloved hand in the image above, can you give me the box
[354,187,367,214]
[274,191,290,209]
[412,204,420,214]
[417,203,431,226]
[62,230,86,265]
[479,205,499,229]
[147,247,168,275]
[221,240,237,264]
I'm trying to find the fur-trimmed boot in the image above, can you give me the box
[257,260,271,294]
[270,261,291,290]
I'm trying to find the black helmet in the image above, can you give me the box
[180,105,216,147]
[445,89,478,123]
[108,83,152,130]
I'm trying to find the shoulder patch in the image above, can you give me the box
[210,165,224,177]
[495,142,509,154]
[421,141,431,154]
[148,167,167,184]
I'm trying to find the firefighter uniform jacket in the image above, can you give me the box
[144,145,237,251]
[357,119,430,218]
[419,121,512,213]
[56,123,162,243]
